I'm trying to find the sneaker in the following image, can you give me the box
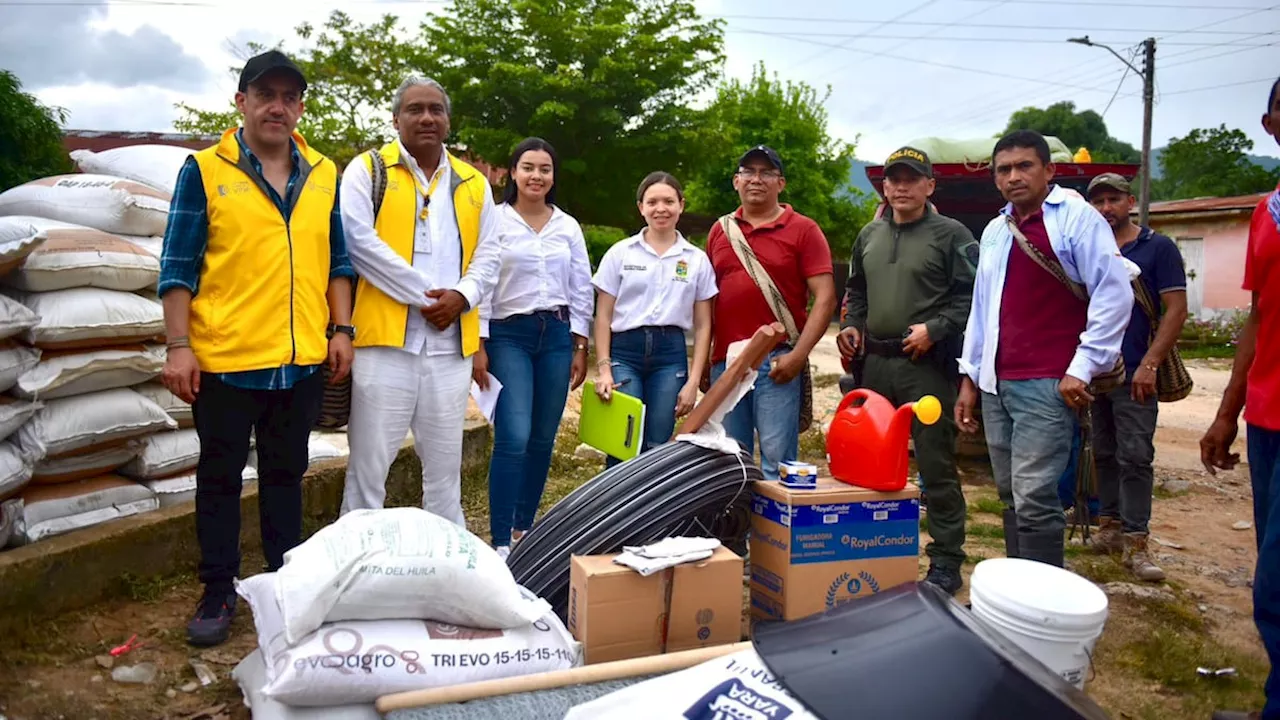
[1091,516,1124,555]
[494,545,511,561]
[186,588,237,647]
[924,565,963,596]
[1123,533,1166,582]
[511,529,527,547]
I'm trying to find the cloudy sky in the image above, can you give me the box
[2,0,1276,163]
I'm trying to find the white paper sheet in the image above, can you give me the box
[470,373,503,424]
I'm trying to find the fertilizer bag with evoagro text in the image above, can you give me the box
[237,572,580,707]
[564,649,818,720]
[274,507,551,645]
[0,174,170,237]
[0,216,161,292]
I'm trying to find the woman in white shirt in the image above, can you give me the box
[592,172,717,466]
[477,137,593,558]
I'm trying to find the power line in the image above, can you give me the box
[1159,76,1277,96]
[715,16,1273,36]
[725,30,1273,47]
[1100,47,1139,117]
[777,0,938,75]
[958,0,1274,8]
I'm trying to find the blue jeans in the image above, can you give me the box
[981,379,1074,536]
[710,347,801,480]
[605,326,688,467]
[1248,424,1280,719]
[486,310,573,546]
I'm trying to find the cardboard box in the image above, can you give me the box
[568,546,744,664]
[750,478,920,623]
[778,461,818,489]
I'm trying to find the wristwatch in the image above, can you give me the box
[327,324,356,340]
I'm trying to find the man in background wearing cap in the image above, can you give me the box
[707,146,836,479]
[158,50,356,647]
[836,147,978,595]
[1086,173,1186,583]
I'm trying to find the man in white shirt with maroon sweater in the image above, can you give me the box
[956,130,1133,568]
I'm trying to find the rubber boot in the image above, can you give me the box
[1002,509,1020,558]
[1018,528,1064,568]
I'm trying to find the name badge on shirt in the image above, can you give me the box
[623,263,648,272]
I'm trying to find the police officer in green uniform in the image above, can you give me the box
[837,146,979,595]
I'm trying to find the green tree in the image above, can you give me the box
[684,63,872,258]
[418,0,724,227]
[174,11,415,167]
[174,0,725,226]
[1004,101,1140,163]
[1153,125,1280,201]
[0,70,71,192]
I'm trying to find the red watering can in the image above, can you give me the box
[827,388,943,492]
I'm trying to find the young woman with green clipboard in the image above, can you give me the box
[590,172,718,467]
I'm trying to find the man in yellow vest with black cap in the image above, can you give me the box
[158,49,355,647]
[338,75,501,524]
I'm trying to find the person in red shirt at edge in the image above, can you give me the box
[1203,78,1280,720]
[706,146,837,480]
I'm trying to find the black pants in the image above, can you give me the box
[193,371,324,591]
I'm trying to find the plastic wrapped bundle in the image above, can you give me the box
[507,440,758,620]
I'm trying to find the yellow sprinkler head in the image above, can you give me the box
[913,395,942,426]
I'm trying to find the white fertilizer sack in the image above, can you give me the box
[143,465,260,508]
[0,341,41,395]
[16,387,176,460]
[32,441,141,485]
[237,572,579,707]
[0,441,32,500]
[0,216,47,275]
[13,344,164,400]
[564,649,817,720]
[120,235,163,260]
[0,396,39,444]
[121,428,200,480]
[0,294,40,341]
[7,287,164,350]
[0,174,170,237]
[275,507,551,645]
[14,474,157,545]
[69,145,193,196]
[133,381,192,427]
[233,650,378,720]
[1,219,160,292]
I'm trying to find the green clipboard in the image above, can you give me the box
[579,381,646,461]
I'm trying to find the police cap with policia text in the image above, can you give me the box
[884,146,933,178]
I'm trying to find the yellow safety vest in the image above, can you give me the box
[189,128,337,373]
[351,142,486,357]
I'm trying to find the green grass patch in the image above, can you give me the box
[798,427,826,464]
[1180,344,1235,360]
[1068,554,1130,584]
[115,571,196,604]
[971,497,1006,516]
[967,521,1005,540]
[812,372,842,389]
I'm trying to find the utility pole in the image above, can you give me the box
[1067,35,1157,225]
[1139,37,1156,228]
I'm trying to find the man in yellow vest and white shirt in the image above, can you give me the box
[339,76,502,524]
[158,50,355,647]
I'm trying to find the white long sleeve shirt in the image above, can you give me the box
[480,203,594,339]
[340,142,501,357]
[958,184,1134,395]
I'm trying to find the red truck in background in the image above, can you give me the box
[838,160,1142,454]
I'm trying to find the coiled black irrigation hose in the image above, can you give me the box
[507,440,761,620]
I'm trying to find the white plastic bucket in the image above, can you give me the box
[970,558,1109,689]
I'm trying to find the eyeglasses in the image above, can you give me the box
[736,168,782,180]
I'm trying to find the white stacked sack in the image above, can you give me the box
[0,164,176,546]
[234,508,581,710]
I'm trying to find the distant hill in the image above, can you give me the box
[1148,147,1279,179]
[846,158,875,196]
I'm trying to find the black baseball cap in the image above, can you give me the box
[738,145,784,174]
[884,146,933,178]
[238,50,307,93]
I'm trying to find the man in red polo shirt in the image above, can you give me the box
[707,145,836,479]
[1203,78,1280,720]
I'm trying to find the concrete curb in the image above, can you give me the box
[0,420,492,636]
